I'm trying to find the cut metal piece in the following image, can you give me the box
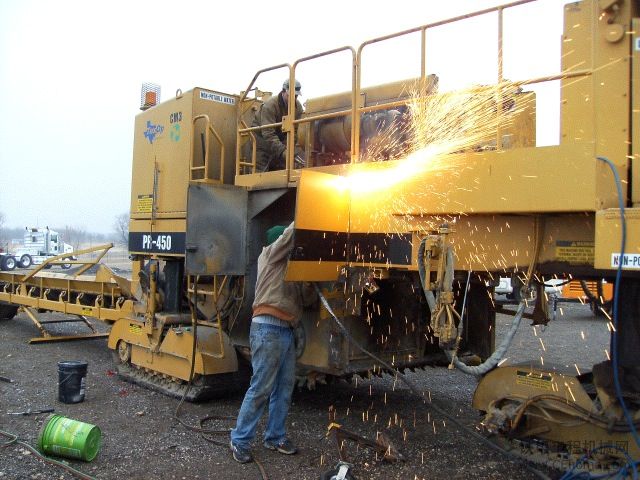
[327,422,404,463]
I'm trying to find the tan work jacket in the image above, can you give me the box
[252,223,314,325]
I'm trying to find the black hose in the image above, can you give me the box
[0,429,97,480]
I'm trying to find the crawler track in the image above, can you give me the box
[113,353,249,402]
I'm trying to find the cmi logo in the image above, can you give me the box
[144,120,164,144]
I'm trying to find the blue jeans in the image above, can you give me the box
[230,319,295,448]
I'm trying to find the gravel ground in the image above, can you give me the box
[0,299,610,480]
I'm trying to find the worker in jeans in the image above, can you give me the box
[230,222,314,463]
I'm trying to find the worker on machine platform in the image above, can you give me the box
[230,223,314,464]
[252,79,305,171]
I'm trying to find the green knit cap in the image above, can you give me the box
[266,225,286,246]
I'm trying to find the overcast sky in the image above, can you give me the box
[0,0,568,234]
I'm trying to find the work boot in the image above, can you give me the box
[230,440,253,463]
[263,438,297,455]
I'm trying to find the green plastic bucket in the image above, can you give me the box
[37,414,101,461]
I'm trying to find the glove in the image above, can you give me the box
[294,146,305,168]
[280,147,307,168]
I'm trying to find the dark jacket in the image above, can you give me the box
[253,91,303,171]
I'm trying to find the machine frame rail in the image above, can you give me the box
[0,243,136,342]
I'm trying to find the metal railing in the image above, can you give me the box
[192,114,225,183]
[236,0,593,176]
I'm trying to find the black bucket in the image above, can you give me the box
[58,361,88,404]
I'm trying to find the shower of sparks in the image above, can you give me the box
[331,81,526,235]
[566,383,576,402]
[538,337,546,352]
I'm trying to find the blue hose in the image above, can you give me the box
[596,156,640,452]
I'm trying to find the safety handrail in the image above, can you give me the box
[354,0,536,159]
[236,46,356,175]
[235,63,291,176]
[237,0,594,174]
[288,46,356,174]
[192,114,225,183]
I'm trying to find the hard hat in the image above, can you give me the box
[283,79,302,97]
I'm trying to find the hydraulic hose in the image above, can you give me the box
[418,217,543,376]
[596,156,640,451]
[450,298,527,376]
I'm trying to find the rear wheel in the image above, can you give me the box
[18,254,32,268]
[116,340,132,364]
[1,256,16,271]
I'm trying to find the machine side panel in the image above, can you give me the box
[561,1,630,209]
[130,91,193,221]
[185,183,247,275]
[192,88,239,185]
[288,170,350,281]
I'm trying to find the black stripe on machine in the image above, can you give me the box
[291,229,412,265]
[129,232,186,255]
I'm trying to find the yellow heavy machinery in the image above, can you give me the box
[0,0,639,472]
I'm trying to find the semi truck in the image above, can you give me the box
[0,0,638,472]
[10,227,75,269]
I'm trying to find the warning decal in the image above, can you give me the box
[516,370,553,391]
[137,194,153,213]
[129,324,142,335]
[555,240,594,264]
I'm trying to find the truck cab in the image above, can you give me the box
[13,227,75,269]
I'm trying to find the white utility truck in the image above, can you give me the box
[12,227,76,269]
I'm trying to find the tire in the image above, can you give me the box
[0,303,18,321]
[116,340,132,364]
[18,254,32,268]
[1,256,16,271]
[61,258,72,269]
